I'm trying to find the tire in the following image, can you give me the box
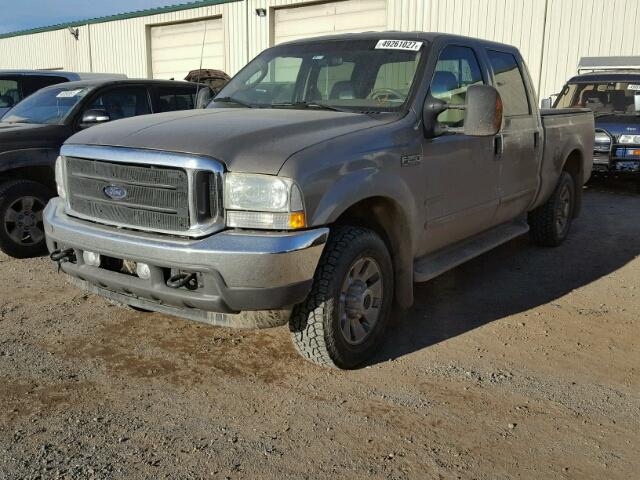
[289,226,394,369]
[528,171,575,247]
[0,180,53,258]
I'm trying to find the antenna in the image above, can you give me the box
[194,20,208,109]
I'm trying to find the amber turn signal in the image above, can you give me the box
[289,212,306,229]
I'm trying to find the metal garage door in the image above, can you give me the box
[150,18,224,80]
[273,0,387,45]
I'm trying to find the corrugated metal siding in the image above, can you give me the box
[0,3,246,78]
[1,0,639,98]
[540,0,640,99]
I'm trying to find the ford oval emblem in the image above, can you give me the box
[103,184,128,200]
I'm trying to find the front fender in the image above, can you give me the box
[0,148,58,173]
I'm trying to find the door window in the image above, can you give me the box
[0,79,20,108]
[487,50,530,117]
[156,87,196,112]
[430,45,484,127]
[88,87,151,120]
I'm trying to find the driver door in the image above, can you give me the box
[421,44,500,253]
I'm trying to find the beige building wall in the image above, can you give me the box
[1,0,639,99]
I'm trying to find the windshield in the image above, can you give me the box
[2,85,91,124]
[554,81,640,115]
[212,39,425,112]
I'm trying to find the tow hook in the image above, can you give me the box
[50,248,76,272]
[166,272,198,290]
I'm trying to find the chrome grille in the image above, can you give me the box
[61,145,224,237]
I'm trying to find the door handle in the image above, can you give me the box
[494,134,503,158]
[533,131,540,148]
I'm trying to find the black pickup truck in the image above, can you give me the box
[0,78,203,258]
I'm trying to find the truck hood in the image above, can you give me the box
[0,122,67,152]
[595,114,640,141]
[65,108,394,174]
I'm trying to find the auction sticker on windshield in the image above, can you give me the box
[56,89,84,98]
[375,40,422,51]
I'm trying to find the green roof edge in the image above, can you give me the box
[0,0,240,40]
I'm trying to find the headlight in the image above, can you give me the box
[54,156,66,199]
[224,173,305,230]
[619,134,640,144]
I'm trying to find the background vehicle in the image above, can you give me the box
[45,33,594,368]
[0,78,204,258]
[0,70,126,117]
[544,57,640,179]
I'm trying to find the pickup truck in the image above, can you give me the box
[44,33,594,369]
[0,78,205,258]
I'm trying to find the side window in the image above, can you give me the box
[430,45,484,127]
[156,87,196,112]
[487,50,530,116]
[0,78,20,108]
[88,87,151,120]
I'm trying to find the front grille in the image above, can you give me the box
[62,146,224,237]
[67,157,190,232]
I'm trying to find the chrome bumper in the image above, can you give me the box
[44,198,328,319]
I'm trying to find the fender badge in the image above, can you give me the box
[401,154,421,167]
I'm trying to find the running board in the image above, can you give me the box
[413,220,529,283]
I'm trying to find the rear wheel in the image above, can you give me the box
[0,180,52,258]
[528,171,575,247]
[289,226,394,369]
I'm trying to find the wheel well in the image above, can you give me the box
[562,149,583,218]
[334,197,413,308]
[0,166,55,191]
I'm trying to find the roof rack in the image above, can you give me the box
[578,56,640,73]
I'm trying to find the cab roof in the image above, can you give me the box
[277,31,518,52]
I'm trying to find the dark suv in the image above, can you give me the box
[551,59,640,179]
[0,78,204,258]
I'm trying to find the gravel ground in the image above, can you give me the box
[0,180,638,479]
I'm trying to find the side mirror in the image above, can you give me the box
[423,84,502,138]
[540,97,553,109]
[80,109,110,127]
[463,84,503,137]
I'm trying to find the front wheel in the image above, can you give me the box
[0,180,53,258]
[289,226,394,369]
[528,171,576,247]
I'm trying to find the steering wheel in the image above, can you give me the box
[367,88,405,104]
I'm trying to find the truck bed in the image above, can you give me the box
[531,109,595,211]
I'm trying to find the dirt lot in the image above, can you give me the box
[0,181,638,480]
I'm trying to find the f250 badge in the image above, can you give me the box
[401,154,422,167]
[103,184,128,200]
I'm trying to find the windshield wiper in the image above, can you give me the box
[270,101,348,113]
[213,96,254,108]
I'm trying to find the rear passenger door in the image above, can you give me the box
[152,85,197,112]
[486,50,541,223]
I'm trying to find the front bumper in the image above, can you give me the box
[44,198,328,326]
